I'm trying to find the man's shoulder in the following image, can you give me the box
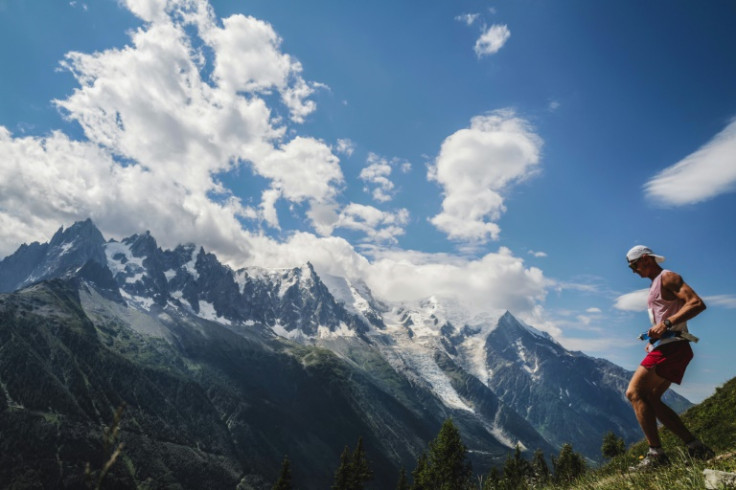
[661,270,683,283]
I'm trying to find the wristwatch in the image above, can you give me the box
[663,319,673,330]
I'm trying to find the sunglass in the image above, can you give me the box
[628,257,643,270]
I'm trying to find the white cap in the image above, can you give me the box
[626,245,665,263]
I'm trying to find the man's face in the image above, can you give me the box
[628,255,650,277]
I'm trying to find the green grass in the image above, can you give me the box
[549,450,736,489]
[540,376,736,489]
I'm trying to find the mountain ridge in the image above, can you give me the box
[0,219,692,488]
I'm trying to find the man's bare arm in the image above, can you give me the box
[648,271,706,338]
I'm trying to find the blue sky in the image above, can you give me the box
[1,0,735,402]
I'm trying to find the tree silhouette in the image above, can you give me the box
[331,438,373,490]
[530,448,550,486]
[601,431,626,460]
[412,419,472,490]
[396,466,410,490]
[501,445,531,489]
[272,455,293,490]
[552,443,586,484]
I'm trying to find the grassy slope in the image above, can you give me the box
[553,376,736,489]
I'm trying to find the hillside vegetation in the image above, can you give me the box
[542,375,736,490]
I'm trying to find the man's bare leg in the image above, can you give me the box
[626,366,665,447]
[650,376,695,443]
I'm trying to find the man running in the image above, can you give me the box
[625,245,714,469]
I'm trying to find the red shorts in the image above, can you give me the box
[641,341,694,384]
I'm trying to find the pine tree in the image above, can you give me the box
[501,445,531,489]
[349,437,373,490]
[272,456,293,490]
[331,438,374,490]
[601,431,626,459]
[481,467,501,490]
[411,451,428,490]
[552,443,586,484]
[530,449,550,486]
[332,446,352,490]
[413,418,472,490]
[396,466,410,490]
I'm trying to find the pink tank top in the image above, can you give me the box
[648,270,688,346]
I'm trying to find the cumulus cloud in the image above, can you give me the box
[360,154,393,202]
[237,234,551,328]
[0,0,556,331]
[614,289,649,311]
[336,138,355,156]
[0,127,257,261]
[359,153,411,203]
[335,203,409,244]
[203,13,324,123]
[366,246,548,319]
[645,117,736,206]
[254,136,343,204]
[0,0,355,257]
[474,24,511,57]
[428,110,543,242]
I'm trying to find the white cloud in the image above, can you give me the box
[122,0,168,23]
[360,153,401,203]
[586,307,602,314]
[260,188,282,229]
[0,0,352,259]
[366,246,548,317]
[0,127,258,261]
[455,13,479,26]
[201,12,326,123]
[238,235,551,327]
[254,136,343,204]
[0,0,556,333]
[474,24,511,57]
[336,138,355,156]
[335,203,409,244]
[614,289,649,312]
[557,336,632,355]
[428,110,543,242]
[529,250,547,258]
[645,118,736,206]
[704,295,736,309]
[576,315,592,326]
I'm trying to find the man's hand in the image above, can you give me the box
[648,322,668,340]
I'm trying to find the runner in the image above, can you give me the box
[624,245,715,470]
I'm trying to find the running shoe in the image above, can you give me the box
[629,451,670,472]
[688,442,715,461]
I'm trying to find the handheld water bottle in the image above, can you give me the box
[638,329,699,349]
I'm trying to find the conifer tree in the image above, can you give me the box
[396,466,410,490]
[332,446,352,490]
[410,451,429,490]
[530,449,550,486]
[481,467,501,490]
[349,437,373,489]
[272,456,293,490]
[331,438,374,490]
[501,445,531,489]
[412,418,472,490]
[601,431,626,459]
[552,443,586,484]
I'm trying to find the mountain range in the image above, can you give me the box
[0,219,691,489]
